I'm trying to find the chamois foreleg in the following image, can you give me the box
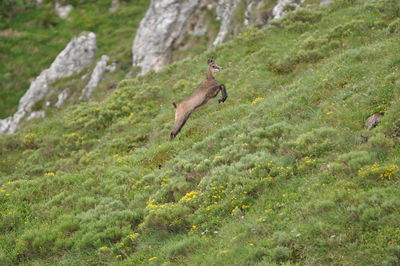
[218,84,228,103]
[170,111,191,140]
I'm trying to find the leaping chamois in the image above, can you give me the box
[170,58,227,140]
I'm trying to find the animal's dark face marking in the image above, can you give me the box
[209,58,223,73]
[210,63,223,73]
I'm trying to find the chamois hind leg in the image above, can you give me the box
[170,111,191,140]
[218,84,228,103]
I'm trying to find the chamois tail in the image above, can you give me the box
[172,102,177,108]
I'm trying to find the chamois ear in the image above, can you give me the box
[208,57,215,64]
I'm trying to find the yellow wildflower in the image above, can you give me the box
[252,97,265,105]
[98,246,110,252]
[180,191,198,202]
[45,172,55,176]
[128,233,139,241]
[148,257,158,262]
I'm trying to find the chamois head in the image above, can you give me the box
[208,57,223,73]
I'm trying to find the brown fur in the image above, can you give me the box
[170,58,227,140]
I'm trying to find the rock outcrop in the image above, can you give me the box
[55,88,70,108]
[132,0,210,74]
[365,113,383,130]
[213,0,241,46]
[132,0,332,74]
[55,1,73,19]
[272,0,305,19]
[81,55,115,100]
[0,32,97,134]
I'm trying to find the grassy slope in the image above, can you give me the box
[0,0,149,119]
[1,0,400,265]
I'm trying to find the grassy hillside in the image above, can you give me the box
[1,0,400,264]
[0,0,149,119]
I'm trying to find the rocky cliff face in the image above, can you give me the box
[132,0,210,74]
[213,0,242,46]
[132,0,332,74]
[0,32,97,134]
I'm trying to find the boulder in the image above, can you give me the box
[55,1,73,19]
[365,113,383,130]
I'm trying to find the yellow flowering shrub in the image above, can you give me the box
[358,163,399,180]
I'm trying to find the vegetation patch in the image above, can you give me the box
[1,0,400,265]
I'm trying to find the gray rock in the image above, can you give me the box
[272,0,305,19]
[192,12,209,36]
[55,88,70,108]
[109,0,120,12]
[55,1,73,19]
[244,1,256,26]
[320,0,332,6]
[365,113,383,130]
[243,1,271,28]
[80,55,110,100]
[106,62,117,72]
[26,111,45,121]
[0,32,97,134]
[132,0,210,74]
[213,0,241,46]
[132,0,329,74]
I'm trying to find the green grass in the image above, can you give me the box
[1,0,400,265]
[0,0,149,119]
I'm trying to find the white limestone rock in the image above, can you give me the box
[0,32,97,134]
[26,111,45,121]
[132,0,330,74]
[55,88,70,108]
[80,55,110,100]
[213,0,241,46]
[55,1,73,19]
[132,0,209,74]
[272,0,305,19]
